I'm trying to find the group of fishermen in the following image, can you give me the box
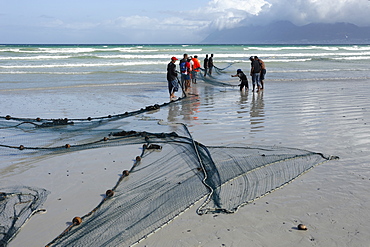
[167,54,266,100]
[166,53,202,100]
[232,56,266,92]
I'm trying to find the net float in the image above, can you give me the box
[106,190,114,197]
[147,144,162,150]
[72,217,82,225]
[298,224,307,230]
[0,192,6,200]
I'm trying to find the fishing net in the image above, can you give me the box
[0,103,338,246]
[198,63,237,87]
[0,64,338,246]
[213,64,234,74]
[197,144,335,214]
[0,186,49,247]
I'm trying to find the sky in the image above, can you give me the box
[1,0,370,44]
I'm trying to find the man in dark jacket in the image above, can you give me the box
[203,54,209,77]
[255,56,266,89]
[167,56,179,100]
[250,56,262,92]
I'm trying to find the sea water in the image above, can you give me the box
[1,43,370,119]
[1,44,370,88]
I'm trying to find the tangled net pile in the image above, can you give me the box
[0,186,49,246]
[0,67,338,246]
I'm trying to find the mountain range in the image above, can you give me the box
[201,21,370,44]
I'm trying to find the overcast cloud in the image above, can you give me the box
[1,0,370,43]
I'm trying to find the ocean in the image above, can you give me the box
[2,44,370,86]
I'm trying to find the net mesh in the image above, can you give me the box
[199,65,236,87]
[0,186,49,247]
[198,145,332,214]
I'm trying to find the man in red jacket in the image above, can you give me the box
[191,55,201,84]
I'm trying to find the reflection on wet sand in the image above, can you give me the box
[250,91,265,132]
[237,90,249,114]
[203,85,216,107]
[167,103,180,123]
[167,86,200,124]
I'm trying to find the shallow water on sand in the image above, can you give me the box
[158,79,370,157]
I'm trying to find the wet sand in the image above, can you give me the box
[4,78,370,247]
[136,79,370,247]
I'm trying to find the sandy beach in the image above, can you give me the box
[2,77,370,247]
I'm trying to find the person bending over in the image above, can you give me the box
[232,69,249,91]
